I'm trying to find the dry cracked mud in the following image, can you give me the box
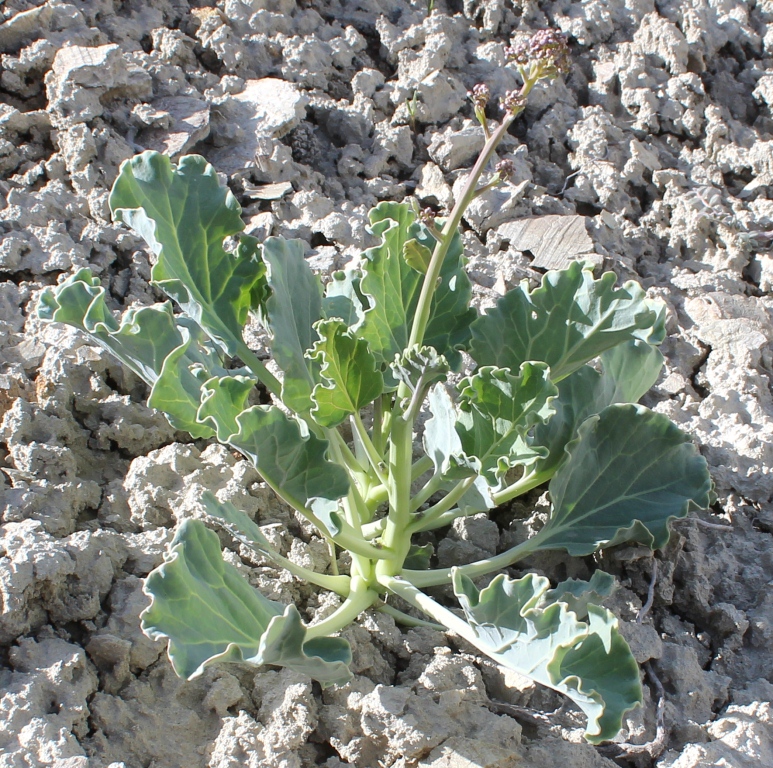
[1,1,773,767]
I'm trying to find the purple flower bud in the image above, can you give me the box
[505,29,570,80]
[468,83,490,110]
[418,207,436,225]
[504,42,529,66]
[500,90,527,114]
[495,159,515,180]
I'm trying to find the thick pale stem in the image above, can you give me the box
[376,415,414,578]
[378,574,478,644]
[304,576,379,639]
[402,537,538,587]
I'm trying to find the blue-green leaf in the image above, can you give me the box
[262,237,323,412]
[542,571,617,620]
[37,269,222,438]
[455,364,557,485]
[142,519,351,686]
[322,269,366,328]
[308,318,384,427]
[529,339,665,477]
[197,377,350,512]
[535,404,712,555]
[109,152,268,358]
[453,570,641,744]
[469,261,666,382]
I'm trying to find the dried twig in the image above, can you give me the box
[487,699,568,730]
[599,662,667,760]
[637,558,658,625]
[674,517,734,532]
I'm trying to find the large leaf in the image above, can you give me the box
[197,377,349,511]
[142,519,351,686]
[308,318,384,427]
[109,151,268,357]
[453,570,641,744]
[359,202,476,369]
[529,340,664,476]
[454,364,557,485]
[469,261,666,382]
[37,269,221,438]
[534,404,712,556]
[262,237,323,412]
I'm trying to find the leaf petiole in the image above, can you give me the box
[401,537,538,587]
[409,476,475,533]
[410,471,445,512]
[304,576,379,639]
[351,411,388,485]
[377,601,445,630]
[492,468,553,505]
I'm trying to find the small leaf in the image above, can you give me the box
[598,339,664,404]
[542,571,617,620]
[535,404,712,556]
[455,364,557,485]
[197,379,349,511]
[308,318,384,427]
[322,269,366,328]
[142,519,351,686]
[424,384,469,479]
[109,152,268,358]
[453,570,641,743]
[422,384,496,511]
[469,261,666,382]
[262,237,323,412]
[403,238,432,273]
[404,543,434,570]
[148,320,228,439]
[360,202,475,370]
[391,344,449,394]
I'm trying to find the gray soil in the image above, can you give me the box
[1,1,773,766]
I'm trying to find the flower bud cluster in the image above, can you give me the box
[505,29,570,80]
[495,159,515,181]
[417,207,436,225]
[500,90,526,115]
[468,83,490,111]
